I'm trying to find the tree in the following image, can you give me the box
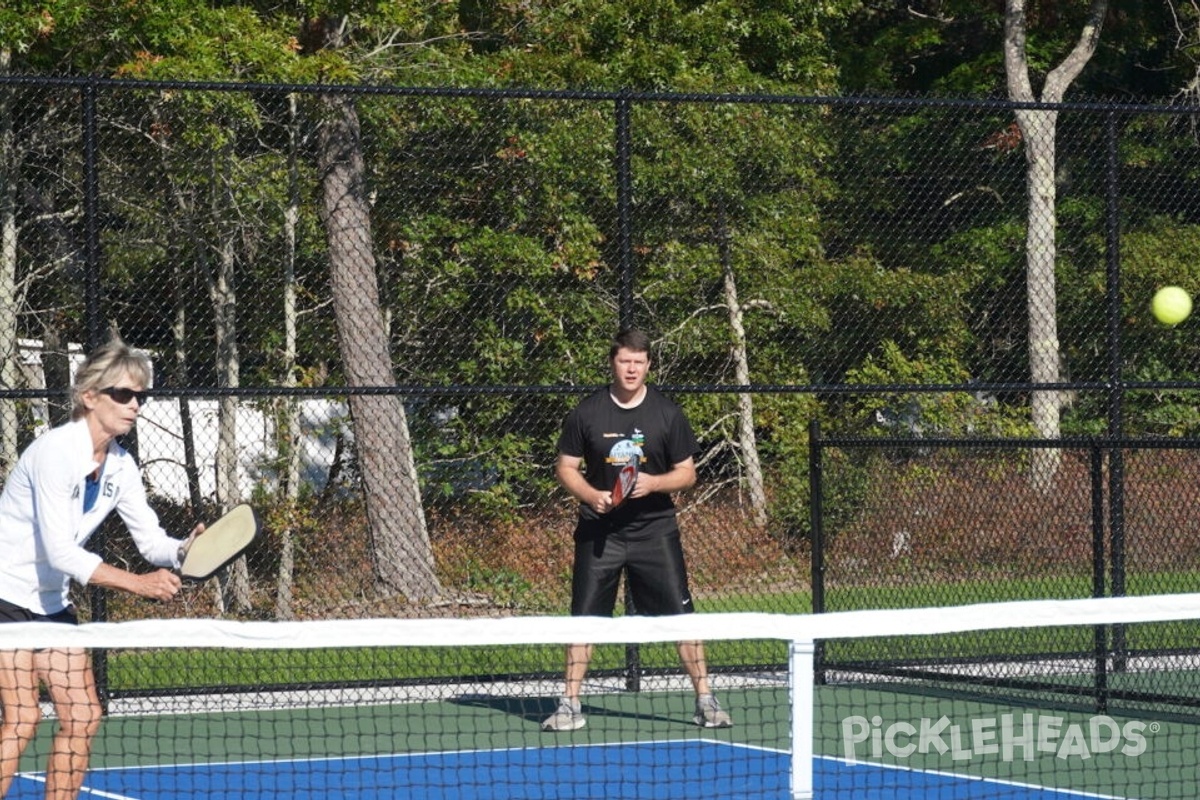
[0,47,19,473]
[64,1,449,606]
[0,3,90,471]
[456,0,849,527]
[318,88,440,600]
[717,202,766,526]
[274,92,303,620]
[1004,0,1107,487]
[305,13,443,600]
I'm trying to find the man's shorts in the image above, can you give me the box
[0,596,78,625]
[570,523,694,617]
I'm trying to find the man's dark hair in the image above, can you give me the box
[609,328,651,360]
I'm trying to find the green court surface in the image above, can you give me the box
[815,683,1200,799]
[21,686,785,765]
[14,682,1199,798]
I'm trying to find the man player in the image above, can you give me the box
[542,328,732,732]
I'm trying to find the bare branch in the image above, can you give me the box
[363,30,487,60]
[1042,0,1109,101]
[943,185,1004,207]
[906,6,954,23]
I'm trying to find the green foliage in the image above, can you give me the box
[846,340,1026,436]
[1072,218,1200,437]
[13,0,1200,607]
[830,1,1200,98]
[461,0,846,93]
[458,562,537,608]
[0,3,87,58]
[762,395,850,540]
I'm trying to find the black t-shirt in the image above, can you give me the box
[557,385,699,528]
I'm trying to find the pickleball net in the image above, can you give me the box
[5,593,1200,799]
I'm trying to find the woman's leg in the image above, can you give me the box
[37,648,101,800]
[0,649,44,797]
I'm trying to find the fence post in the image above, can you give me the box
[1089,445,1109,713]
[614,90,643,689]
[83,76,103,349]
[808,418,825,685]
[1109,446,1127,670]
[1102,109,1128,671]
[614,89,634,331]
[81,75,110,710]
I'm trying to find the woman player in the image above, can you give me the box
[0,337,201,799]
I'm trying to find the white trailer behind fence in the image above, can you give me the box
[18,340,348,505]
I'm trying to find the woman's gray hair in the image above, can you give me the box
[71,337,153,420]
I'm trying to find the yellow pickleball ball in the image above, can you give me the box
[1152,286,1192,326]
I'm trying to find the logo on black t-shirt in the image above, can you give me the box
[608,437,643,468]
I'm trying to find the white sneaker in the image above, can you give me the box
[541,697,586,731]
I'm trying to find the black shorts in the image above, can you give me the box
[570,523,694,617]
[0,596,78,625]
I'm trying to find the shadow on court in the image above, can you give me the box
[448,693,691,728]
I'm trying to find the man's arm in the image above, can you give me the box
[556,453,612,515]
[631,456,696,500]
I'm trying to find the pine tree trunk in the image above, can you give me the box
[317,91,441,601]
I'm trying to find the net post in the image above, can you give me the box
[789,637,815,800]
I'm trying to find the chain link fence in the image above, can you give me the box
[4,77,1200,640]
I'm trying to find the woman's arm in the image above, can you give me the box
[87,562,180,602]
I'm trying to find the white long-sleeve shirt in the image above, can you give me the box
[0,417,184,615]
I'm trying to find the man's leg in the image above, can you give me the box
[542,643,593,731]
[677,639,711,695]
[544,532,622,732]
[623,531,733,729]
[677,640,732,727]
[564,642,594,700]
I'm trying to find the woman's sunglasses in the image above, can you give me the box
[100,387,150,406]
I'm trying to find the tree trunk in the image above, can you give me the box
[41,324,71,428]
[0,49,21,474]
[23,181,80,430]
[1005,0,1108,490]
[1018,107,1063,490]
[717,205,767,527]
[155,110,205,512]
[200,144,251,611]
[275,93,302,621]
[171,285,203,510]
[317,91,441,601]
[211,209,250,611]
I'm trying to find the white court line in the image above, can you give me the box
[816,754,1134,800]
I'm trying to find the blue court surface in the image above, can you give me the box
[8,741,1123,799]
